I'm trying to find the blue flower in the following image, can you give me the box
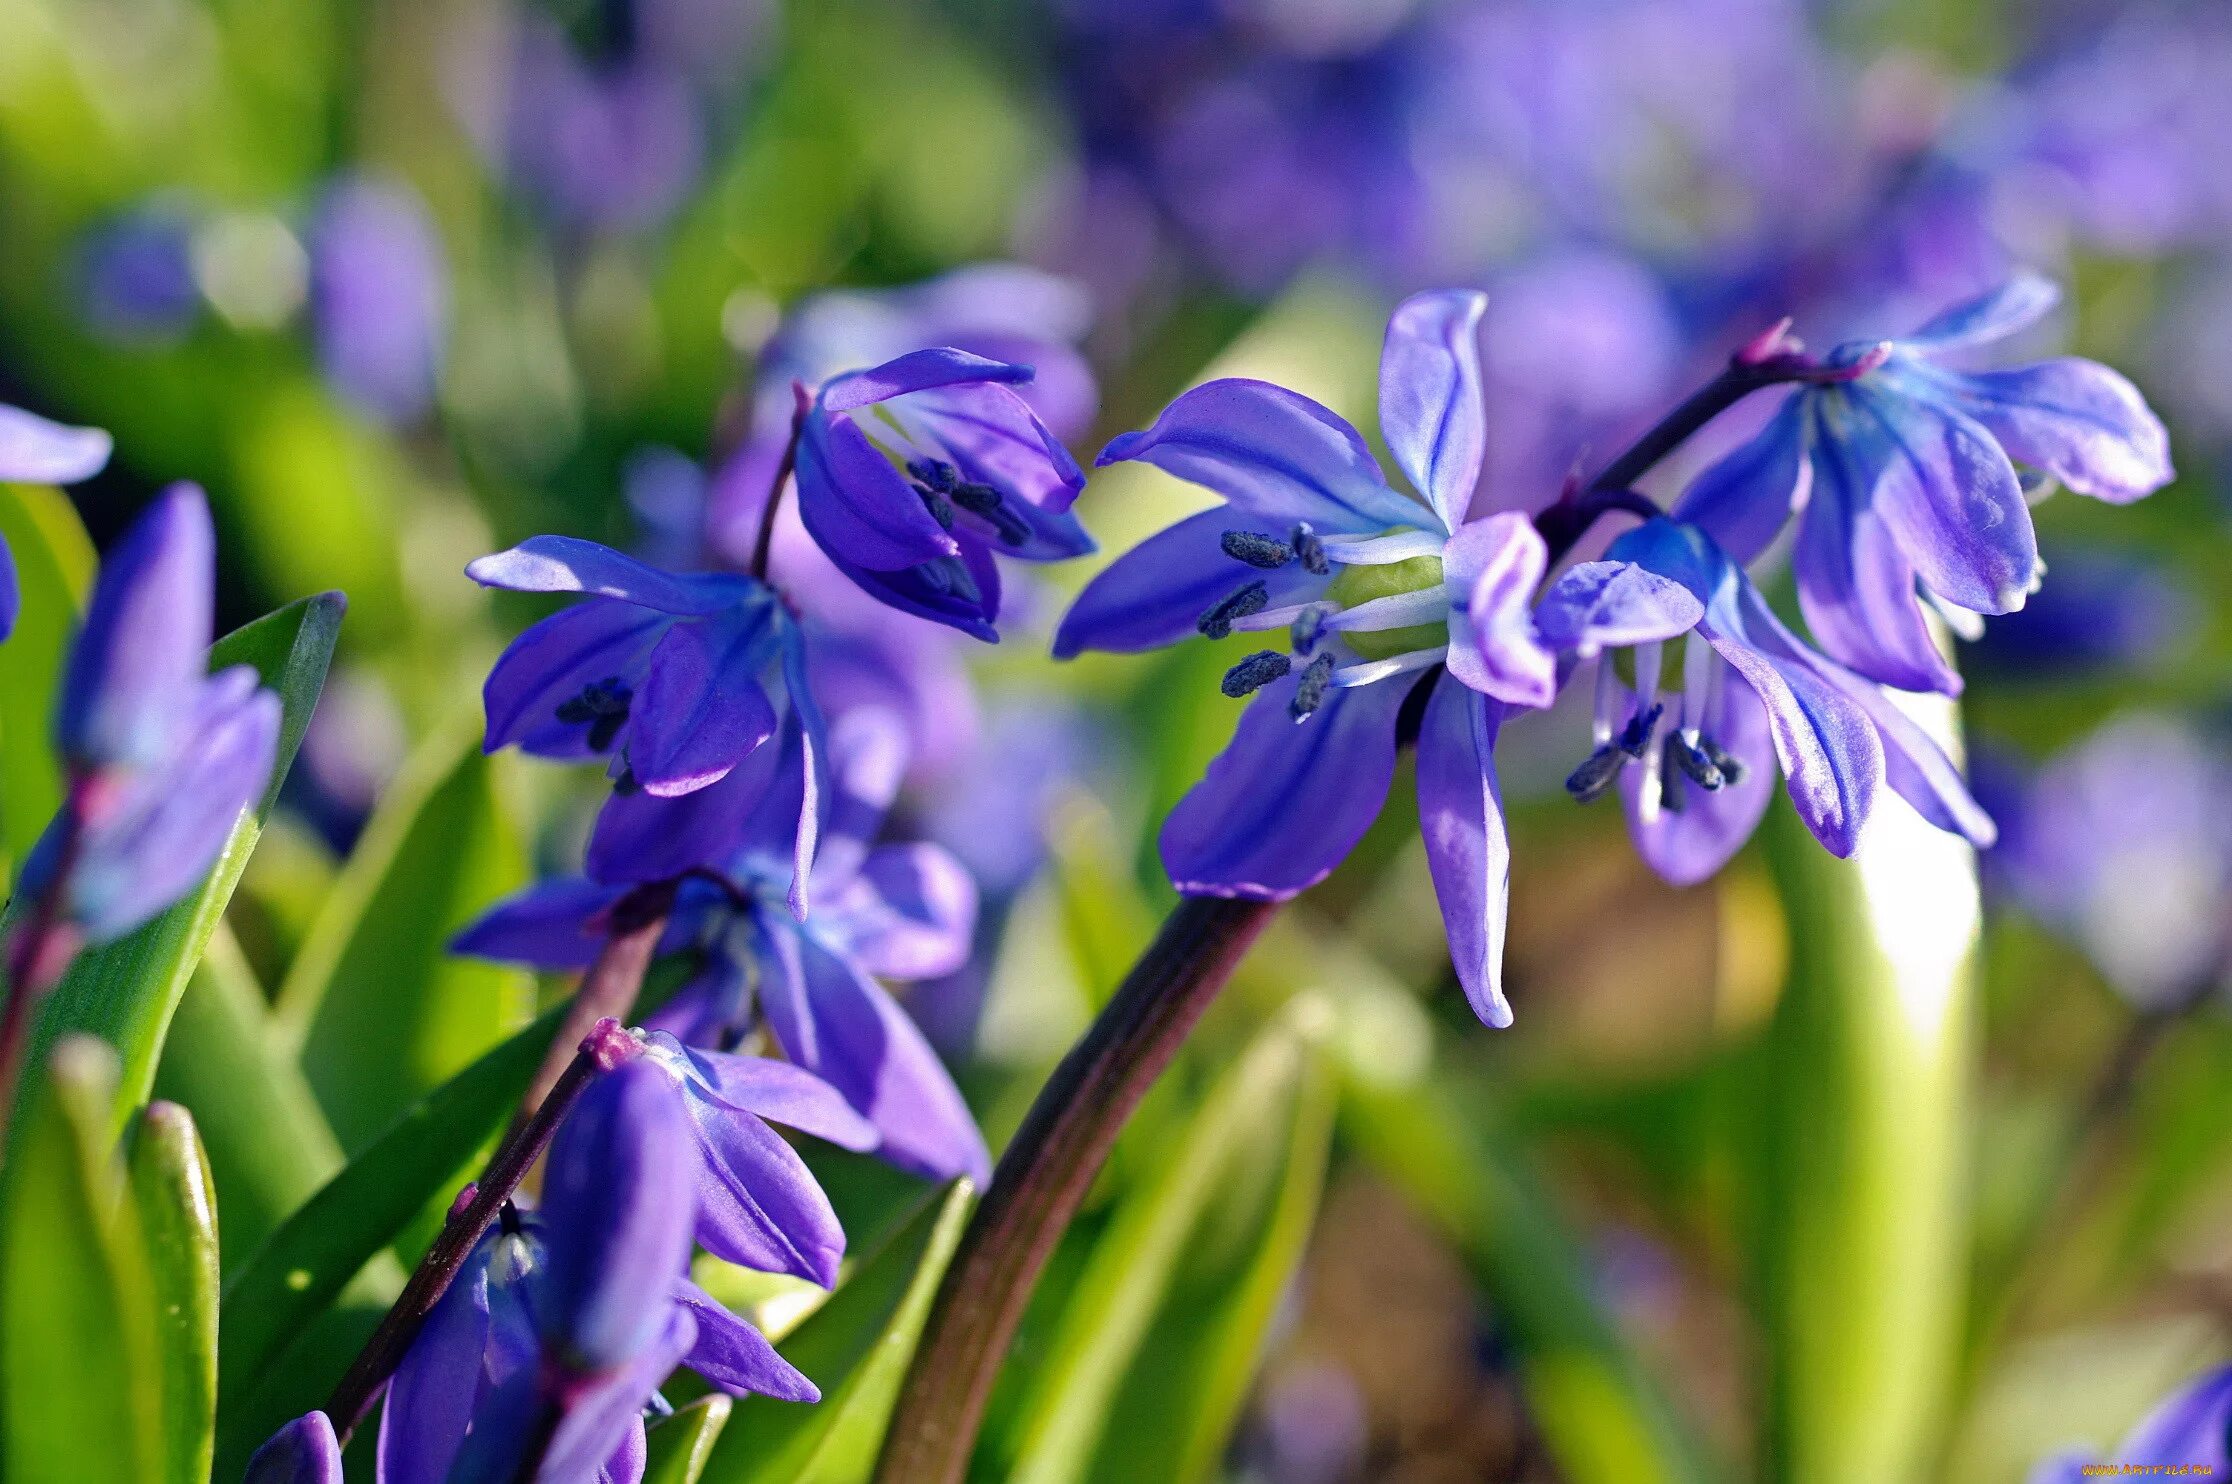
[305,175,448,425]
[1678,274,2174,694]
[244,1412,342,1484]
[467,535,830,909]
[1538,518,1996,888]
[456,708,989,1185]
[374,1058,819,1484]
[792,348,1096,641]
[1056,289,1562,1026]
[0,402,112,641]
[2029,1364,2232,1483]
[17,486,282,946]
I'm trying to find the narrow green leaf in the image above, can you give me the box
[0,481,94,878]
[24,591,344,1137]
[704,1178,977,1484]
[1003,1006,1330,1484]
[646,1394,735,1484]
[1750,787,1979,1484]
[127,1100,221,1484]
[1345,1076,1721,1484]
[279,713,534,1150]
[214,1002,559,1451]
[152,922,346,1272]
[0,1037,162,1483]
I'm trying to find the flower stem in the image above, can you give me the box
[0,789,90,1163]
[326,1016,638,1442]
[874,895,1277,1484]
[513,881,675,1128]
[747,382,812,583]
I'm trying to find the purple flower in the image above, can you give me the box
[18,487,282,944]
[1983,714,2232,1009]
[244,1412,342,1484]
[306,175,448,424]
[1678,275,2174,695]
[1540,518,1995,889]
[377,1059,816,1484]
[792,349,1095,641]
[1057,289,1561,1025]
[466,536,827,906]
[73,205,200,344]
[457,709,988,1184]
[2030,1365,2232,1483]
[0,402,112,641]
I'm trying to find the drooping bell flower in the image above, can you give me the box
[792,349,1095,640]
[1055,289,1563,1026]
[1677,274,2173,695]
[16,486,282,948]
[467,535,828,910]
[1538,517,1996,888]
[456,708,988,1184]
[0,401,113,640]
[2028,1364,2232,1483]
[375,1058,818,1484]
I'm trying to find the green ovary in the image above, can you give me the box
[1324,553,1447,661]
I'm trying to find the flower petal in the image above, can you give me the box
[1844,384,2036,614]
[248,1413,345,1484]
[756,922,990,1185]
[675,1279,819,1401]
[626,621,779,797]
[0,403,112,485]
[466,534,756,615]
[1379,289,1489,531]
[810,532,1001,643]
[1053,508,1325,658]
[377,1252,492,1484]
[1793,430,1964,695]
[892,380,1090,522]
[2113,1366,2232,1469]
[1441,512,1555,708]
[1532,561,1703,659]
[540,1307,695,1484]
[449,876,637,968]
[1827,671,1998,848]
[482,599,668,758]
[820,347,1033,412]
[825,843,978,981]
[678,1070,850,1285]
[58,484,214,768]
[810,706,912,890]
[1901,273,2059,352]
[795,413,963,573]
[673,1041,880,1151]
[1414,677,1513,1027]
[1672,393,1809,564]
[1925,358,2173,504]
[1160,672,1405,899]
[1619,669,1775,887]
[1096,378,1423,531]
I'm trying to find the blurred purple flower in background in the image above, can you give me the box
[1962,543,2197,678]
[305,175,448,424]
[72,204,200,345]
[0,402,111,639]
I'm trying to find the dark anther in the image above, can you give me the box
[498,1200,523,1237]
[1668,733,1725,791]
[950,480,1032,547]
[557,677,632,752]
[1221,650,1292,698]
[1701,736,1746,786]
[1616,701,1662,757]
[1289,653,1336,719]
[913,483,957,529]
[1292,525,1330,575]
[1220,530,1294,569]
[1198,580,1270,640]
[1291,605,1328,655]
[1565,746,1624,804]
[1657,735,1690,814]
[906,458,960,493]
[921,556,983,604]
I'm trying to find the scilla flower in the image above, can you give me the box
[794,349,1095,641]
[1539,518,1995,888]
[1056,290,1562,1026]
[2029,1364,2232,1483]
[0,400,112,639]
[1678,275,2173,695]
[244,1412,341,1484]
[457,708,988,1184]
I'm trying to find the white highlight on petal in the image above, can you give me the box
[1331,647,1447,687]
[1316,529,1445,566]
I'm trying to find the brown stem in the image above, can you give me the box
[513,881,676,1127]
[748,383,812,584]
[0,789,90,1161]
[326,1019,637,1441]
[873,896,1276,1483]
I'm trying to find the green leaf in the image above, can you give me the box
[1749,790,1980,1484]
[278,713,534,1151]
[152,923,346,1272]
[0,481,94,879]
[0,1037,162,1483]
[1345,1077,1720,1484]
[646,1395,735,1484]
[704,1178,977,1484]
[1001,1005,1333,1484]
[127,1100,221,1484]
[213,1002,560,1459]
[23,591,343,1139]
